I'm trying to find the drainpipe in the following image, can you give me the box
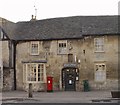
[13,41,17,90]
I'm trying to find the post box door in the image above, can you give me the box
[47,77,53,91]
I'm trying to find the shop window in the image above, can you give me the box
[23,63,46,83]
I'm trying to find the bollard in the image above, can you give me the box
[28,83,33,98]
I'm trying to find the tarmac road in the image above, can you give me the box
[1,91,120,103]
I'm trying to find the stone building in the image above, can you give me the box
[0,18,15,91]
[0,16,119,91]
[0,27,3,91]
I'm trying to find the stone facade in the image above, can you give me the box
[0,16,119,91]
[15,35,118,91]
[3,69,14,91]
[1,40,14,91]
[2,41,9,67]
[0,40,3,91]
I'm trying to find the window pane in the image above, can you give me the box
[26,63,45,82]
[27,64,37,82]
[31,42,39,55]
[64,43,66,47]
[58,42,67,54]
[94,38,104,52]
[95,64,106,82]
[38,64,44,81]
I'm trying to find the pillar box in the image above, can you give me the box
[47,76,53,92]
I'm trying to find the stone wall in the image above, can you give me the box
[3,69,14,91]
[2,41,9,67]
[0,40,3,91]
[16,35,118,91]
[2,41,14,91]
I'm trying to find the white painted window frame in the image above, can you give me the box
[94,38,104,52]
[94,63,106,82]
[23,63,46,83]
[30,41,39,55]
[58,40,68,54]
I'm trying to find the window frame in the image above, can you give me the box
[30,41,39,55]
[58,40,68,54]
[23,63,46,83]
[94,63,106,82]
[94,37,105,52]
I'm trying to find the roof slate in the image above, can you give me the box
[0,17,16,39]
[1,16,118,41]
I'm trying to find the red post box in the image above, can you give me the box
[47,76,53,92]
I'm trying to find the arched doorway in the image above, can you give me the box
[62,65,79,91]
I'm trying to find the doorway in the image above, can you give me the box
[62,68,77,91]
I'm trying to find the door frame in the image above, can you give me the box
[62,67,79,91]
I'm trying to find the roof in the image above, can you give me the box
[0,17,16,40]
[1,16,118,41]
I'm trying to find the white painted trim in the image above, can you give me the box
[30,41,40,55]
[57,40,68,54]
[94,63,106,82]
[94,37,105,52]
[24,63,46,83]
[44,64,47,83]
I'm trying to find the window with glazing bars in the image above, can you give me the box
[94,38,104,52]
[30,41,39,55]
[24,63,45,82]
[58,41,67,54]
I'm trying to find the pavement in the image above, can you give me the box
[1,90,120,103]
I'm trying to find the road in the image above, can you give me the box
[1,91,120,103]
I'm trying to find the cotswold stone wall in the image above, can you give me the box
[16,35,118,91]
[3,69,14,91]
[2,41,9,67]
[0,40,3,91]
[2,41,10,91]
[2,41,14,91]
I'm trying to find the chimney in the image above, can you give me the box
[35,16,36,20]
[30,15,37,21]
[32,15,34,19]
